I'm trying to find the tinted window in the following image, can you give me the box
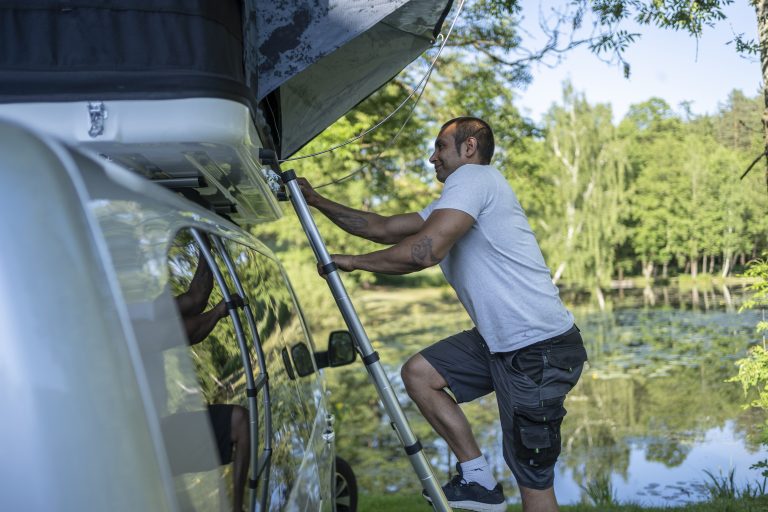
[223,240,315,510]
[164,231,256,512]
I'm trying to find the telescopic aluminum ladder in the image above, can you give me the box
[259,150,451,511]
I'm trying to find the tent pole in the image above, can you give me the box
[259,150,451,512]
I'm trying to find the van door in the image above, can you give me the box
[220,239,324,511]
[278,271,336,512]
[164,230,260,512]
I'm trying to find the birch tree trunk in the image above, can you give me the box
[756,0,768,193]
[722,253,731,278]
[642,261,654,280]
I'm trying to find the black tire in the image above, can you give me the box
[334,456,358,512]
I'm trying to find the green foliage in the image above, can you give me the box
[731,256,768,415]
[740,257,768,330]
[729,345,768,420]
[263,3,766,299]
[585,0,745,76]
[704,468,739,500]
[729,255,768,475]
[580,474,617,506]
[530,83,629,294]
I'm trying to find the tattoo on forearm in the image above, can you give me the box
[336,214,368,233]
[411,236,440,266]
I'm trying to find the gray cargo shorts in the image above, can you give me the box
[420,325,587,490]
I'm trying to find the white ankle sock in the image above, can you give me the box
[460,455,498,491]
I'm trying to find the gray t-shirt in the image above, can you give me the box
[419,164,573,352]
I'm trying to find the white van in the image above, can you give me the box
[0,118,360,512]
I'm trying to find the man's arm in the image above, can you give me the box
[330,209,474,275]
[184,294,243,345]
[298,178,424,244]
[175,253,214,317]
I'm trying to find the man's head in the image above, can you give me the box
[429,117,494,183]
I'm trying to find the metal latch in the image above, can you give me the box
[88,102,108,138]
[261,167,288,200]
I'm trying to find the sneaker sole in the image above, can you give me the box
[423,494,506,512]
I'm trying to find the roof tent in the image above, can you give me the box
[0,0,452,157]
[0,1,452,224]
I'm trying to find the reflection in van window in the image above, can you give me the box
[291,343,315,377]
[165,231,252,512]
[281,347,296,380]
[223,240,322,510]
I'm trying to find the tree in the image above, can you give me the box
[620,99,683,278]
[470,0,768,192]
[712,89,764,154]
[535,84,629,306]
[582,0,768,192]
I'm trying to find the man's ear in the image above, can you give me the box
[463,136,479,160]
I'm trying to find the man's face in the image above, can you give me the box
[429,123,464,183]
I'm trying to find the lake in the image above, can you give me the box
[324,283,768,506]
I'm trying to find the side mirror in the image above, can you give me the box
[328,330,356,367]
[314,330,357,370]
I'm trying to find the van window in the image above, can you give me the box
[222,240,320,509]
[152,231,325,511]
[164,230,256,512]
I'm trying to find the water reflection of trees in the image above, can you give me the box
[322,285,763,495]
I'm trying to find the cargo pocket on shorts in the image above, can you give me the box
[541,336,588,400]
[547,342,587,372]
[512,401,566,468]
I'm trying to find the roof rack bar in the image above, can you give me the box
[153,176,206,189]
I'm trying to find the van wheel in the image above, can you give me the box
[334,456,357,512]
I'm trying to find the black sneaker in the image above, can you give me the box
[422,466,506,511]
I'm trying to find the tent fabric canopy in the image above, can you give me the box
[0,0,452,157]
[253,0,452,157]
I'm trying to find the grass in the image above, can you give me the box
[358,493,768,511]
[703,469,767,501]
[580,474,616,506]
[358,471,767,511]
[703,469,738,500]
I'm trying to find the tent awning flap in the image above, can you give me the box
[254,0,453,157]
[256,0,411,99]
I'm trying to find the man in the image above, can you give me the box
[299,117,587,512]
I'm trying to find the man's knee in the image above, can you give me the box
[519,485,558,511]
[401,354,446,393]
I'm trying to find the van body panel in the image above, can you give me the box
[0,121,175,512]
